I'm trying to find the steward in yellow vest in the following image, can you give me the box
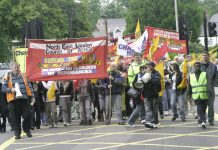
[187,62,208,129]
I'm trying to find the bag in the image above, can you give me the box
[127,87,140,99]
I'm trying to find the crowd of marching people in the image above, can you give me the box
[0,50,218,140]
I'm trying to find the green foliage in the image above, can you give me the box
[125,0,203,42]
[188,41,204,53]
[0,0,92,61]
[101,0,127,18]
[200,0,218,17]
[87,0,101,30]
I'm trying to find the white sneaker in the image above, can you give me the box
[141,119,146,124]
[164,111,168,116]
[201,122,206,129]
[127,123,136,127]
[145,122,154,128]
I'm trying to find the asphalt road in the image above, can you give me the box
[1,97,218,150]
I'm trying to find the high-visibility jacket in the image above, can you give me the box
[190,72,208,100]
[3,73,32,102]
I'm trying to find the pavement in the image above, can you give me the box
[1,98,218,150]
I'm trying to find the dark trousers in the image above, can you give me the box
[8,99,31,136]
[158,96,164,116]
[0,115,7,130]
[195,100,208,124]
[31,100,41,128]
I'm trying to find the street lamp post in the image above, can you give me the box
[174,0,179,32]
[67,9,74,38]
[11,39,20,62]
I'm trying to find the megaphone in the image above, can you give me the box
[134,78,144,89]
[15,83,23,98]
[141,73,151,84]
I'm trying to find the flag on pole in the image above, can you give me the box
[177,59,188,89]
[129,30,148,53]
[47,82,56,101]
[148,36,160,60]
[155,62,165,96]
[135,19,141,40]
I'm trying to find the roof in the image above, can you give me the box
[92,18,126,37]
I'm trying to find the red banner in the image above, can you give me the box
[144,26,187,58]
[27,37,108,81]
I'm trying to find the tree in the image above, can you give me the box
[0,0,92,61]
[200,0,218,17]
[101,0,127,18]
[125,0,203,42]
[87,0,101,30]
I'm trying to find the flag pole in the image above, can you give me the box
[104,16,112,123]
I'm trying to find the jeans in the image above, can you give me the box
[171,90,186,119]
[195,100,208,124]
[79,96,91,121]
[162,85,172,111]
[44,101,58,125]
[144,97,159,124]
[127,103,144,125]
[105,94,123,123]
[59,97,72,124]
[99,94,106,111]
[207,96,215,124]
[184,93,196,116]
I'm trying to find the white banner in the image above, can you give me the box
[129,30,148,53]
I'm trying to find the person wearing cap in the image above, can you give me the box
[142,61,161,128]
[201,51,217,125]
[187,62,208,129]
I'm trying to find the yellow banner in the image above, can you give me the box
[155,62,165,96]
[15,48,27,73]
[47,82,56,101]
[135,19,141,40]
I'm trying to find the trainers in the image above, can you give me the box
[164,111,169,116]
[25,131,32,138]
[209,122,215,126]
[105,121,110,125]
[201,122,206,129]
[79,120,84,125]
[160,115,164,119]
[171,116,178,121]
[88,120,92,125]
[15,136,21,140]
[118,122,124,125]
[181,118,186,122]
[141,119,146,124]
[127,122,136,127]
[36,126,40,129]
[145,122,154,129]
[153,124,158,128]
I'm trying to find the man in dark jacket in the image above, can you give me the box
[0,81,8,132]
[201,51,217,125]
[143,62,161,128]
[103,62,124,125]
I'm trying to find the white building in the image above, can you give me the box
[92,18,126,38]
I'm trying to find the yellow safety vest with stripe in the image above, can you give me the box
[190,72,208,100]
[3,73,32,102]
